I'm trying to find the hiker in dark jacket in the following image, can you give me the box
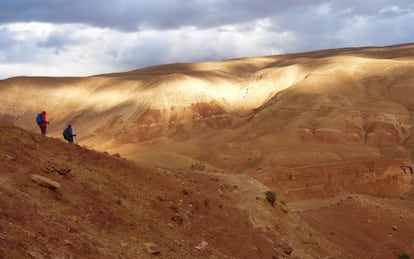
[36,111,49,135]
[63,125,76,143]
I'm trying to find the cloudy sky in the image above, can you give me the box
[0,1,413,79]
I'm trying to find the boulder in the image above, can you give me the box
[144,242,160,254]
[31,174,60,190]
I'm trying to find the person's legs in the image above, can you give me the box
[40,126,46,135]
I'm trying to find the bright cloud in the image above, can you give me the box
[0,20,295,78]
[0,1,413,79]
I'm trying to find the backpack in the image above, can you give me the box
[36,113,43,125]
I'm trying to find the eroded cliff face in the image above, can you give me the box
[248,159,414,201]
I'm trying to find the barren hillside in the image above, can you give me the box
[1,44,414,258]
[0,122,342,258]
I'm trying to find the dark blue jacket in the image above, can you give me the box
[63,127,75,142]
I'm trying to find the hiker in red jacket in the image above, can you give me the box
[36,111,50,135]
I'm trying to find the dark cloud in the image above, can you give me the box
[1,1,412,30]
[36,31,79,48]
[0,1,332,31]
[0,1,413,79]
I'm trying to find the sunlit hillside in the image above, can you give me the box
[1,44,414,168]
[1,44,414,258]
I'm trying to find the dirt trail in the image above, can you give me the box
[287,195,352,212]
[288,158,405,170]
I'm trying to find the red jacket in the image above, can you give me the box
[40,111,48,128]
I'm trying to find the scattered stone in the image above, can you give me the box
[56,168,71,176]
[5,155,13,160]
[42,167,53,173]
[392,225,398,231]
[283,245,293,255]
[171,215,183,225]
[366,219,372,224]
[275,242,293,256]
[42,166,71,176]
[144,242,160,254]
[195,240,208,250]
[64,240,72,245]
[31,174,60,191]
[121,242,128,247]
[28,250,44,259]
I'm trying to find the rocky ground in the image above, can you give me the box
[1,123,413,258]
[0,122,327,258]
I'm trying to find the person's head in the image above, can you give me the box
[67,125,72,128]
[42,111,46,115]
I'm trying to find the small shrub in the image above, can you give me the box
[398,253,411,259]
[190,162,205,170]
[265,191,276,207]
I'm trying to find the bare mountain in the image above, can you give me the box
[1,44,414,258]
